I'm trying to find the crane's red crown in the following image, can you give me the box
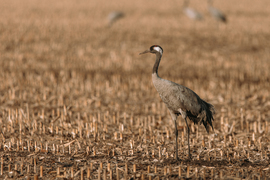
[150,45,163,55]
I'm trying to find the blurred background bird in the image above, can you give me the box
[207,0,227,23]
[107,11,124,27]
[182,0,203,21]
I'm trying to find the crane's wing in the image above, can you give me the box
[153,78,215,132]
[154,79,201,115]
[159,80,215,132]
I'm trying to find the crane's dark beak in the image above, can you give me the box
[139,49,150,55]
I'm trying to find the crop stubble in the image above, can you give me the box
[0,0,270,179]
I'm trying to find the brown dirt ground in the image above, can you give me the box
[0,0,270,179]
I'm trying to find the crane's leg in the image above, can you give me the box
[174,120,179,161]
[184,117,191,159]
[179,109,191,159]
[170,111,179,161]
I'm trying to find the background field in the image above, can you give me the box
[0,0,270,179]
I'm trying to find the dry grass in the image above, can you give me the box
[0,0,270,179]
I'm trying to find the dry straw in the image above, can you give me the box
[0,0,269,179]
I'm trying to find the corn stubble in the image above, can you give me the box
[0,0,270,179]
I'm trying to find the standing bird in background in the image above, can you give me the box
[107,11,124,27]
[207,0,227,23]
[182,0,203,21]
[140,45,215,160]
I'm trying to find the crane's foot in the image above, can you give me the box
[170,157,181,164]
[187,155,192,161]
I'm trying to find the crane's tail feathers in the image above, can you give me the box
[198,100,215,133]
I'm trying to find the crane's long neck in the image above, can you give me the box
[152,53,162,77]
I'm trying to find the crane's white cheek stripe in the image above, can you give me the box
[153,47,163,55]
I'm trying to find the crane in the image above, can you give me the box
[107,11,124,27]
[207,0,227,23]
[182,0,203,21]
[140,45,215,160]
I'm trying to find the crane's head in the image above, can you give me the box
[139,45,163,56]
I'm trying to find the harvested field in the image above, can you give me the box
[0,0,270,179]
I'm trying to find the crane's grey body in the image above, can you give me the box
[152,71,214,132]
[140,45,215,160]
[153,74,200,116]
[107,11,124,27]
[208,0,227,23]
[182,0,203,21]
